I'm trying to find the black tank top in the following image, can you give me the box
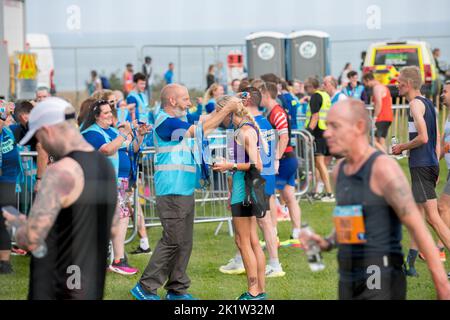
[335,152,402,261]
[28,151,117,300]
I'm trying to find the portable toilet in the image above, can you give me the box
[286,30,331,82]
[246,32,287,79]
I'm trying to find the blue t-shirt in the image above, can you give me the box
[126,93,148,123]
[205,99,216,114]
[82,127,131,178]
[255,115,276,176]
[156,117,192,142]
[164,70,174,84]
[0,128,20,184]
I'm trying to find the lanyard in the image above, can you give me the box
[0,131,3,176]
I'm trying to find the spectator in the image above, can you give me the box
[279,80,300,129]
[123,63,134,95]
[142,56,154,104]
[360,51,367,73]
[338,63,352,87]
[126,73,149,125]
[164,63,175,85]
[0,102,22,274]
[433,48,446,78]
[35,87,50,103]
[87,70,102,96]
[323,76,347,105]
[81,100,140,276]
[343,71,368,103]
[203,83,225,114]
[113,90,134,125]
[206,64,216,90]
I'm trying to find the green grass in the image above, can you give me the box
[1,159,449,300]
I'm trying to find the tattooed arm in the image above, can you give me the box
[12,158,84,251]
[371,155,450,300]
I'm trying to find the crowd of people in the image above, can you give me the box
[1,62,450,300]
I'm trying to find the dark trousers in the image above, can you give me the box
[0,182,16,251]
[139,195,195,295]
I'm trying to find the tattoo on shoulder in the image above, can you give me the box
[383,175,414,218]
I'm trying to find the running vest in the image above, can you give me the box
[153,111,198,196]
[28,151,117,300]
[81,124,123,178]
[374,86,393,122]
[305,90,332,130]
[408,96,439,168]
[228,122,260,205]
[124,71,133,93]
[334,151,403,260]
[128,91,149,124]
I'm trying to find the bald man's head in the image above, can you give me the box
[324,99,370,156]
[160,84,191,118]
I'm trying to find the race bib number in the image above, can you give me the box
[333,205,367,244]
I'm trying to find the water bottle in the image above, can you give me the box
[301,223,325,272]
[32,242,48,259]
[390,136,398,155]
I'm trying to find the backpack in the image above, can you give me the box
[244,165,270,218]
[100,76,111,89]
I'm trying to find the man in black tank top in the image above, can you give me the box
[2,98,117,300]
[300,99,450,300]
[393,67,450,277]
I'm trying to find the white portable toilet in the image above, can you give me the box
[246,32,287,80]
[286,30,331,82]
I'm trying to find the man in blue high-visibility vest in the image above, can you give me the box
[131,84,240,300]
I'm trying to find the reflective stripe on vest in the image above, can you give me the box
[305,90,332,130]
[153,110,198,196]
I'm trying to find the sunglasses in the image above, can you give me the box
[92,100,109,112]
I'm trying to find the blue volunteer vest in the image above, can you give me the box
[344,85,365,100]
[81,123,121,179]
[331,91,346,105]
[128,91,149,123]
[153,111,199,196]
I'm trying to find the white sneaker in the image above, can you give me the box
[265,264,286,278]
[219,258,245,275]
[321,194,335,203]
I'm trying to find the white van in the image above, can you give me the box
[26,33,55,92]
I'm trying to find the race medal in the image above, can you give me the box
[333,205,367,244]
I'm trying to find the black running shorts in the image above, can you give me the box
[375,121,391,139]
[410,166,439,203]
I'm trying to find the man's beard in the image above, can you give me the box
[174,107,187,118]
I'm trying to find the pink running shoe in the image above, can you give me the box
[109,258,139,275]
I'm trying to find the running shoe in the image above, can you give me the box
[439,250,446,262]
[130,283,161,300]
[0,261,13,274]
[403,264,419,277]
[166,292,199,300]
[219,258,245,275]
[265,264,286,278]
[312,193,324,201]
[321,193,335,203]
[11,246,28,256]
[236,292,266,300]
[109,258,139,275]
[280,237,301,248]
[130,246,152,255]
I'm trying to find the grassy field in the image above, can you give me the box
[0,159,449,300]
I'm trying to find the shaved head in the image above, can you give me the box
[161,84,188,108]
[324,99,371,157]
[160,84,192,118]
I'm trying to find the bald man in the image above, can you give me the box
[131,84,239,300]
[300,99,450,300]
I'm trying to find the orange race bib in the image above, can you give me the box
[333,205,367,245]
